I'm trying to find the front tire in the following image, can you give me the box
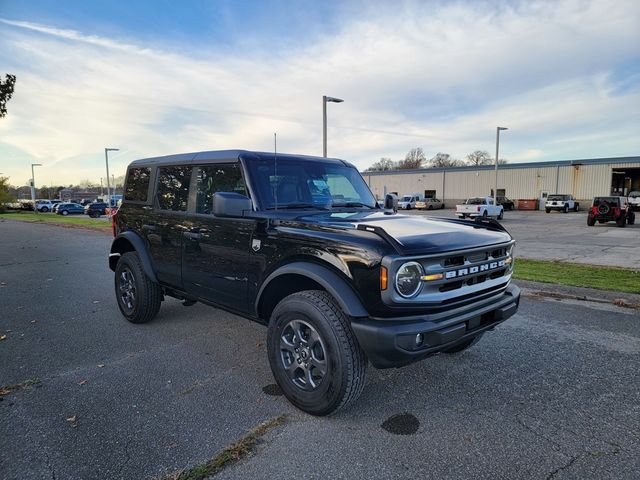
[114,252,162,323]
[498,210,504,220]
[61,210,69,216]
[616,215,626,228]
[267,290,367,416]
[545,208,551,213]
[41,207,49,213]
[587,215,596,226]
[628,212,636,225]
[563,205,569,213]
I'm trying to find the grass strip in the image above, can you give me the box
[514,258,640,294]
[0,212,111,233]
[0,378,41,396]
[162,415,286,480]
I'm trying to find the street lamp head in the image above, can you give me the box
[32,163,42,167]
[325,96,344,103]
[497,127,508,131]
[105,148,120,152]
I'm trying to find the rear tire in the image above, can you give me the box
[628,212,635,225]
[587,215,596,226]
[563,205,569,213]
[482,210,488,219]
[574,204,579,212]
[616,215,626,228]
[545,208,551,213]
[498,210,504,220]
[41,207,49,213]
[115,252,162,323]
[267,290,367,416]
[61,210,69,216]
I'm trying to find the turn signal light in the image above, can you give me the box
[380,266,388,290]
[420,273,444,281]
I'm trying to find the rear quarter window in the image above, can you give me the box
[124,167,151,202]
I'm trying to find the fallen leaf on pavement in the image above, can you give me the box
[92,300,100,304]
[66,415,77,423]
[78,380,88,385]
[96,364,105,368]
[31,320,37,324]
[0,335,7,341]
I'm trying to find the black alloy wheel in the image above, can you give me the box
[114,252,162,323]
[267,290,367,416]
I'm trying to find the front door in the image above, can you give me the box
[181,163,253,312]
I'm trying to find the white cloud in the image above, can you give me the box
[0,0,639,186]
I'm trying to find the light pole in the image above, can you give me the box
[105,148,119,209]
[30,163,42,213]
[100,177,104,197]
[323,95,343,157]
[494,127,508,210]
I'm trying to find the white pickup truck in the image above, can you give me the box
[456,196,504,220]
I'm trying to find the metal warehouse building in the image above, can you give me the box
[362,156,640,208]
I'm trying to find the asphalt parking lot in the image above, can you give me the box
[408,208,640,269]
[1,219,639,480]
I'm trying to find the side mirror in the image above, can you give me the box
[384,193,398,212]
[213,192,252,217]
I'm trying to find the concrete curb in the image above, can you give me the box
[514,279,640,310]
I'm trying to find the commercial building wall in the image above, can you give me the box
[362,157,640,206]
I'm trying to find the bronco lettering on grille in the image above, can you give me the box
[445,260,506,279]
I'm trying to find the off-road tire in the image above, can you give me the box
[267,290,367,416]
[574,204,579,212]
[616,215,626,228]
[587,215,596,226]
[545,208,551,213]
[443,334,483,354]
[115,251,162,324]
[498,210,504,220]
[627,212,635,225]
[563,205,569,213]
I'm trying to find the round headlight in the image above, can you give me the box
[395,261,424,298]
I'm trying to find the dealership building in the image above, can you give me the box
[362,156,640,208]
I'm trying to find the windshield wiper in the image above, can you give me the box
[332,202,374,209]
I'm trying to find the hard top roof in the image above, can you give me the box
[128,149,352,168]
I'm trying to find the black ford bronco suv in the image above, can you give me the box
[109,150,520,415]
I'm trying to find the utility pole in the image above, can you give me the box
[494,127,508,210]
[322,95,344,157]
[30,163,42,213]
[104,148,119,209]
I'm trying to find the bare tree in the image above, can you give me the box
[397,148,426,169]
[366,157,395,171]
[466,150,492,166]
[428,152,464,168]
[0,74,16,118]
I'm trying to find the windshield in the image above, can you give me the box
[548,195,567,201]
[244,156,377,210]
[629,191,640,198]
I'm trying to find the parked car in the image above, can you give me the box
[109,150,520,415]
[496,196,515,210]
[56,203,85,215]
[35,199,57,212]
[545,194,579,213]
[85,202,109,218]
[628,191,640,212]
[415,198,444,210]
[456,196,504,220]
[587,197,635,227]
[397,194,423,210]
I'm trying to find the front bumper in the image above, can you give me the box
[351,284,520,368]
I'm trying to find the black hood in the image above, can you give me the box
[295,211,512,255]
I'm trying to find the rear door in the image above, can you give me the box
[181,162,255,312]
[145,165,193,289]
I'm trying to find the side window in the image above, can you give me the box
[195,164,246,214]
[156,166,192,211]
[124,167,151,202]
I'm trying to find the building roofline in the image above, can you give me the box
[360,156,640,175]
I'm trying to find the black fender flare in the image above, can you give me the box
[109,231,158,283]
[256,262,369,319]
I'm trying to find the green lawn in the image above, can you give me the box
[514,258,640,294]
[0,211,111,233]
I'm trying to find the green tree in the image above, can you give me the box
[0,177,16,212]
[397,148,426,169]
[366,157,395,171]
[0,74,17,118]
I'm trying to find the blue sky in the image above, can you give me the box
[0,0,639,185]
